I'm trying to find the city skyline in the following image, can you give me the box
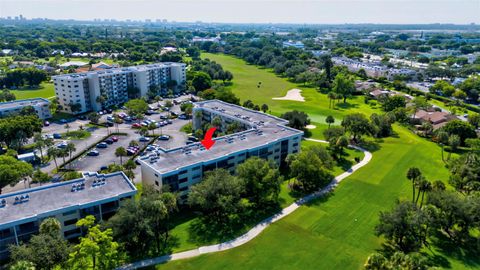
[1,0,479,24]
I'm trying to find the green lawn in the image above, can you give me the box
[152,54,479,269]
[10,82,55,100]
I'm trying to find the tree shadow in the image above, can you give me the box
[429,232,480,267]
[358,139,382,153]
[335,102,359,110]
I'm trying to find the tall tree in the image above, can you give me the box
[332,73,355,103]
[68,216,125,270]
[0,155,33,194]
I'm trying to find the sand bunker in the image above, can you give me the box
[272,89,305,102]
[306,125,317,129]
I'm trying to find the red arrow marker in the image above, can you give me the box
[201,127,217,150]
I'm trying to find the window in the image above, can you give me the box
[63,210,76,216]
[179,186,188,191]
[179,178,188,183]
[179,170,188,175]
[64,218,77,226]
[64,228,81,238]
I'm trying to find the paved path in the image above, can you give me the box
[119,138,373,270]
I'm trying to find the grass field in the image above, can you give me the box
[10,82,55,100]
[202,52,379,139]
[153,53,479,269]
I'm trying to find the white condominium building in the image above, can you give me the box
[0,171,136,260]
[52,62,186,114]
[139,100,303,200]
[0,98,51,119]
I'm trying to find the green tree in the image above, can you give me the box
[68,216,125,270]
[236,157,283,209]
[115,147,127,165]
[188,169,246,228]
[280,110,311,130]
[261,104,269,113]
[124,99,148,117]
[341,113,372,141]
[375,201,431,253]
[287,145,334,193]
[332,73,355,103]
[0,155,33,194]
[191,71,212,92]
[10,218,70,270]
[325,115,335,127]
[440,120,476,145]
[406,167,422,204]
[88,112,100,124]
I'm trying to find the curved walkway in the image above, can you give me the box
[119,139,373,269]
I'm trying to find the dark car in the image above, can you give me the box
[139,137,150,142]
[159,135,170,141]
[105,121,114,127]
[87,150,100,156]
[60,119,68,124]
[100,165,108,171]
[53,133,62,139]
[188,136,198,142]
[77,115,87,120]
[104,138,114,144]
[96,142,108,148]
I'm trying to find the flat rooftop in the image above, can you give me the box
[139,100,303,174]
[0,98,50,110]
[53,62,186,80]
[0,172,136,228]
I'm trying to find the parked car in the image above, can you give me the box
[53,133,62,139]
[105,121,114,127]
[178,114,188,120]
[107,116,114,122]
[57,141,68,148]
[166,119,172,124]
[96,142,108,148]
[100,165,108,171]
[77,115,87,120]
[132,123,141,128]
[188,136,198,142]
[44,121,50,126]
[60,119,68,124]
[139,137,150,142]
[104,138,114,144]
[160,115,168,120]
[124,116,132,122]
[87,150,100,156]
[111,136,119,142]
[159,135,170,141]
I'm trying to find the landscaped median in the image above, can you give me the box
[118,140,372,269]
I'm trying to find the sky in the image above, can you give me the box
[0,0,479,24]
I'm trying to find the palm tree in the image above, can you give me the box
[66,143,76,169]
[327,92,336,109]
[406,167,422,204]
[129,140,139,147]
[33,133,45,162]
[115,147,127,165]
[418,179,432,207]
[326,115,335,127]
[47,147,59,171]
[64,123,70,134]
[436,131,449,163]
[148,122,157,136]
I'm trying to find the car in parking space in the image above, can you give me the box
[60,119,68,124]
[105,138,114,144]
[57,141,68,148]
[107,116,114,122]
[146,145,155,151]
[178,114,188,120]
[159,135,170,141]
[100,165,108,171]
[160,115,168,120]
[87,150,100,156]
[166,119,172,124]
[139,137,150,142]
[124,116,132,122]
[96,142,108,148]
[111,136,119,142]
[105,121,114,127]
[53,133,62,139]
[188,136,198,142]
[132,123,141,128]
[44,121,50,126]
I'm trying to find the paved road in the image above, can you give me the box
[118,139,373,270]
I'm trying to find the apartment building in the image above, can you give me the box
[0,98,51,119]
[53,62,186,114]
[139,100,303,200]
[0,171,136,260]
